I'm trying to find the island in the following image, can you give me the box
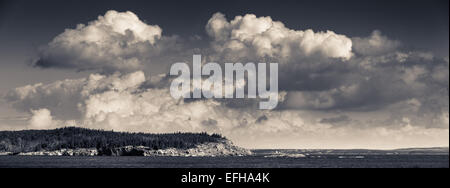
[0,127,252,157]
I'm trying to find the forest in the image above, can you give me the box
[0,127,225,153]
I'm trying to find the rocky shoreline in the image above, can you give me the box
[1,140,252,157]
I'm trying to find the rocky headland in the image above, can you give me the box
[0,128,252,157]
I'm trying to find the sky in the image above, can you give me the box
[0,0,448,149]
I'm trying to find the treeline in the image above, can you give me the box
[0,127,225,153]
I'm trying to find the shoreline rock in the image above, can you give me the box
[17,148,98,156]
[145,140,252,157]
[12,140,252,157]
[0,152,12,156]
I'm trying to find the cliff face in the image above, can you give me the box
[13,140,252,157]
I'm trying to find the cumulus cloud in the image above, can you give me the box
[206,13,353,63]
[282,55,448,112]
[33,10,166,73]
[352,30,401,56]
[4,70,448,148]
[4,78,86,120]
[274,28,448,115]
[5,71,146,120]
[29,108,56,129]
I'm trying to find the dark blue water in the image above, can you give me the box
[0,154,448,168]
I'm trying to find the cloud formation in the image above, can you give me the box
[4,70,448,148]
[28,108,61,130]
[33,10,164,73]
[1,10,448,149]
[352,30,401,56]
[206,13,353,62]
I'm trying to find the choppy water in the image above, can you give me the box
[0,149,448,168]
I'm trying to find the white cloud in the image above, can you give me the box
[29,108,56,129]
[352,30,401,56]
[4,71,146,120]
[206,13,353,62]
[34,10,163,73]
[3,70,448,148]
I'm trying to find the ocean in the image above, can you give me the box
[0,149,448,168]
